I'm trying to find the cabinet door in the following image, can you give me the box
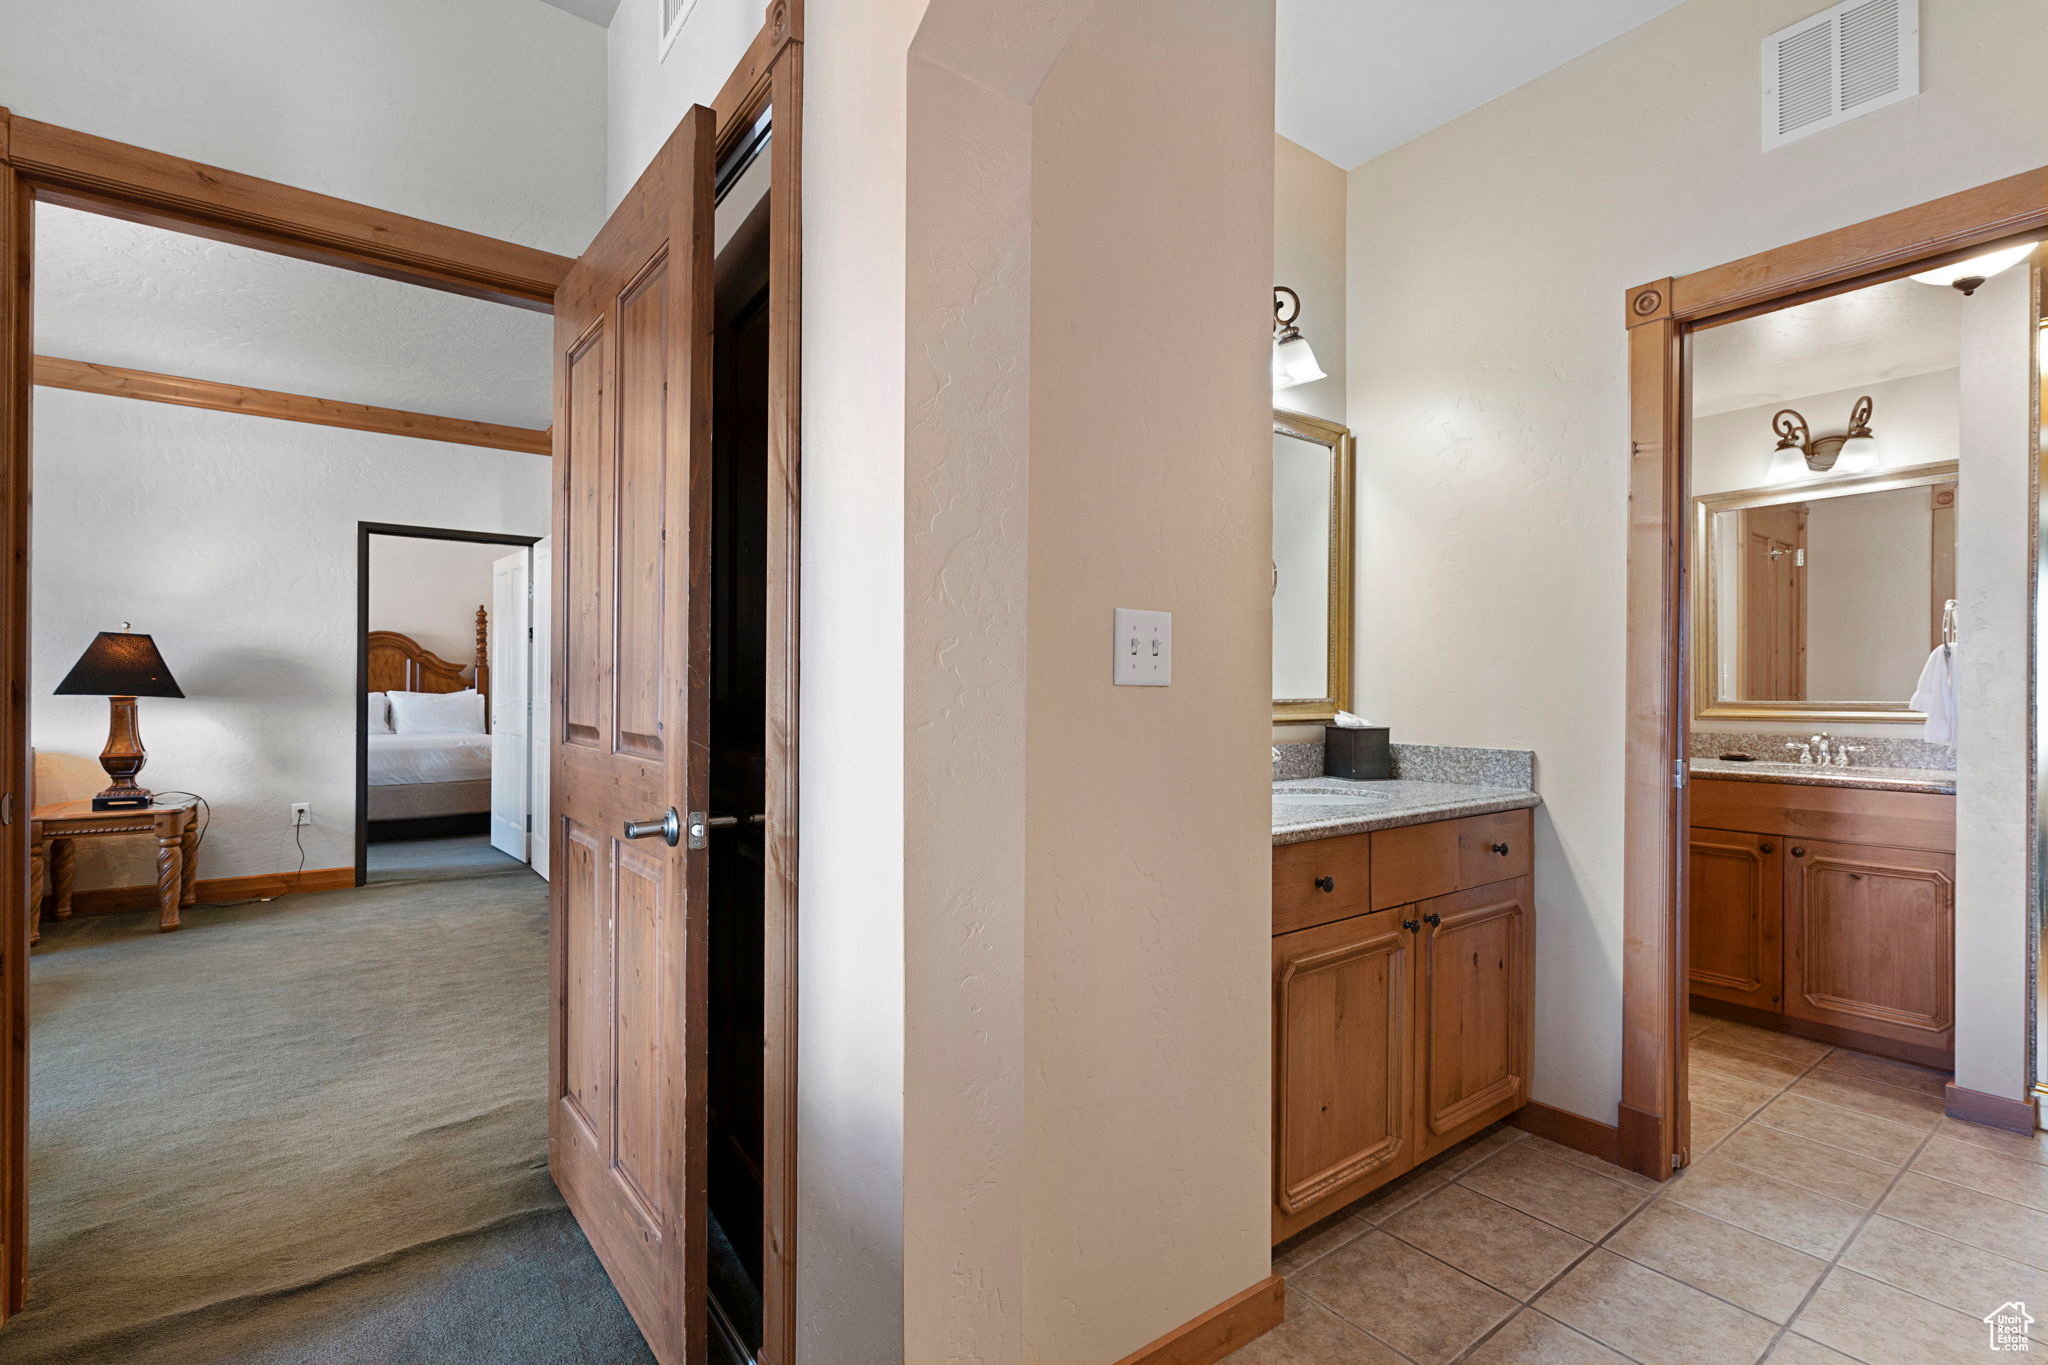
[1783,837,1954,1054]
[1415,877,1532,1160]
[1688,829,1783,1011]
[1272,908,1415,1241]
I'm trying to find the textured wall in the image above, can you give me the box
[0,0,607,254]
[605,0,761,209]
[1346,0,2048,1122]
[365,536,506,667]
[32,392,549,890]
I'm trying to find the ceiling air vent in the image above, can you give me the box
[1762,0,1918,150]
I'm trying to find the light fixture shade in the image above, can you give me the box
[1272,334,1326,391]
[54,631,184,698]
[1910,243,2035,290]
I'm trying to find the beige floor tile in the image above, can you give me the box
[1937,1115,2048,1167]
[1763,1334,1863,1364]
[1515,1134,1661,1192]
[1690,1013,1718,1038]
[1535,1249,1778,1365]
[1273,1209,1370,1279]
[1911,1133,2048,1213]
[1664,1153,1865,1259]
[1457,1143,1647,1241]
[1692,1066,1791,1119]
[1880,1171,2048,1270]
[1383,1183,1590,1300]
[1463,1309,1630,1364]
[1426,1123,1525,1177]
[1349,1166,1450,1224]
[1751,1093,1927,1165]
[1788,1072,1944,1130]
[1705,1020,1835,1065]
[1841,1215,2048,1327]
[1715,1122,1898,1207]
[1219,1290,1407,1365]
[1791,1268,1989,1365]
[1606,1200,1828,1324]
[1294,1230,1514,1365]
[1690,1102,1747,1154]
[1811,1049,1950,1098]
[1693,1032,1816,1086]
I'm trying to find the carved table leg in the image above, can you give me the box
[179,812,199,908]
[51,838,75,921]
[28,829,45,946]
[156,829,183,932]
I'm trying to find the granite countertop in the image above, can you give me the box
[1273,776,1541,845]
[1689,757,1956,795]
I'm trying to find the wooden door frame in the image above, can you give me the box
[0,4,803,1348]
[1621,165,2048,1179]
[354,522,542,886]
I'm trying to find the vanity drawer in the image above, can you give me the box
[1273,833,1371,934]
[1371,809,1533,909]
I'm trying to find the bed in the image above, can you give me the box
[366,608,492,830]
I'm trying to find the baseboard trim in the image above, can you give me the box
[1945,1081,2039,1135]
[1615,1102,1670,1180]
[66,867,356,916]
[1113,1275,1283,1365]
[1512,1101,1620,1164]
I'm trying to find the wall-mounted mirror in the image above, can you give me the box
[1273,409,1353,722]
[1693,461,1957,722]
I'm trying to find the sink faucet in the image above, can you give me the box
[1810,732,1834,765]
[1785,740,1814,764]
[1834,744,1863,769]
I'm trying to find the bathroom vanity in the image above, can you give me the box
[1688,762,1956,1069]
[1268,760,1538,1243]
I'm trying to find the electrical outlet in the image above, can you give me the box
[1113,607,1171,686]
[291,802,311,826]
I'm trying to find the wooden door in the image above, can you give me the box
[1414,878,1532,1159]
[1687,829,1782,1011]
[1272,907,1415,1242]
[1738,504,1805,699]
[548,106,715,1365]
[1783,837,1954,1056]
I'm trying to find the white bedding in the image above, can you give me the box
[368,731,493,786]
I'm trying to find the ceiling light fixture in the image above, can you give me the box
[1272,286,1325,392]
[1910,243,2037,296]
[1772,395,1875,474]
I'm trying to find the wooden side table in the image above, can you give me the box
[29,800,198,943]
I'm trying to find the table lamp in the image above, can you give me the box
[53,625,183,810]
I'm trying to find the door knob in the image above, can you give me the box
[1314,875,1336,893]
[624,808,681,846]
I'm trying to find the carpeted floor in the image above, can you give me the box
[0,860,655,1364]
[365,834,527,886]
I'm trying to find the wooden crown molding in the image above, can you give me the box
[0,112,569,310]
[34,356,550,455]
[713,0,803,152]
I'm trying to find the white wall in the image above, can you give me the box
[1690,370,1960,498]
[1801,487,1934,702]
[1346,0,2048,1122]
[367,537,504,668]
[606,0,762,207]
[0,0,607,254]
[1273,135,1346,426]
[32,392,549,891]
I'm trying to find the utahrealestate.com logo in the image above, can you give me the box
[1985,1302,2035,1352]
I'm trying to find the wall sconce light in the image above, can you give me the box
[1772,395,1874,473]
[1272,286,1325,392]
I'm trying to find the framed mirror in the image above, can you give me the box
[1273,409,1354,722]
[1692,460,1957,723]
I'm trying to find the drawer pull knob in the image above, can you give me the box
[1760,842,1774,853]
[1791,846,1806,858]
[1422,912,1442,927]
[1491,842,1510,856]
[1402,918,1421,933]
[1313,875,1335,893]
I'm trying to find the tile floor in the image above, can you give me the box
[1231,1013,2047,1365]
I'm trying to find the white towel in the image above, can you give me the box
[1910,644,1958,745]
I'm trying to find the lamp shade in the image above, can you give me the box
[54,631,184,698]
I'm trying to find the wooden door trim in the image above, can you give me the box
[1622,166,2048,1179]
[0,110,29,1321]
[33,356,551,455]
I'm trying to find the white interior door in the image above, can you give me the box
[528,535,552,878]
[490,548,531,861]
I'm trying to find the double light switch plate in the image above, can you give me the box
[1113,608,1171,686]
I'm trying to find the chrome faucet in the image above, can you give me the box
[1786,740,1814,764]
[1833,744,1863,768]
[1810,732,1834,765]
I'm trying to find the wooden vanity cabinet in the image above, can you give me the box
[1272,809,1533,1242]
[1687,830,1783,1012]
[1783,837,1954,1054]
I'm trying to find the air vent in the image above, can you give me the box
[1762,0,1918,149]
[658,0,698,61]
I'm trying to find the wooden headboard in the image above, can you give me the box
[368,605,490,703]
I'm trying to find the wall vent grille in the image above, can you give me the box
[1763,0,1918,149]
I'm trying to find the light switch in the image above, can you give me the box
[1113,608,1171,686]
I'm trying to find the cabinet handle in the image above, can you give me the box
[1490,842,1510,856]
[1313,875,1335,894]
[1402,918,1421,933]
[1760,842,1774,853]
[1791,846,1806,858]
[1422,912,1442,927]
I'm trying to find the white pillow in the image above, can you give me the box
[388,689,486,735]
[366,692,393,735]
